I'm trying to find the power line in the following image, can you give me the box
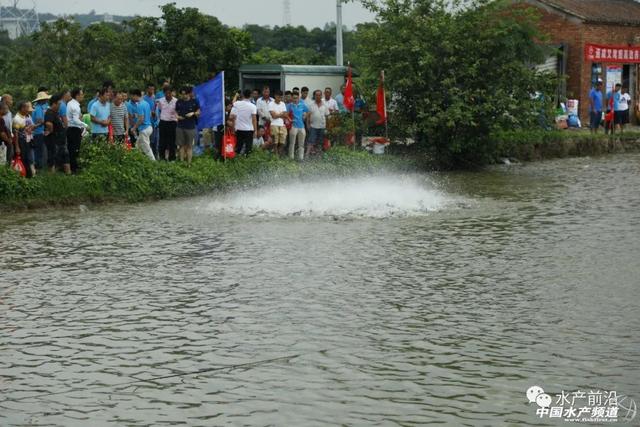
[0,0,40,39]
[283,0,292,26]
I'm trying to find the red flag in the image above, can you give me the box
[376,71,387,125]
[344,64,355,112]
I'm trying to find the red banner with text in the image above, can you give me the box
[585,43,640,63]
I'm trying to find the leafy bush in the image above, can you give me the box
[356,0,559,168]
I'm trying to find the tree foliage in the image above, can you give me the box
[0,4,252,97]
[0,5,354,100]
[356,0,558,167]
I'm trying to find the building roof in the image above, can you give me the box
[532,0,640,25]
[239,64,355,76]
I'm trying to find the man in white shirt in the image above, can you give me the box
[66,88,88,173]
[230,89,258,156]
[307,89,330,157]
[301,86,314,110]
[323,87,338,113]
[269,90,289,156]
[256,86,274,127]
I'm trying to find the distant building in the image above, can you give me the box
[517,0,640,123]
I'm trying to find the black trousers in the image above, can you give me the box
[128,128,137,148]
[159,120,177,161]
[45,137,56,168]
[67,127,83,173]
[235,130,254,156]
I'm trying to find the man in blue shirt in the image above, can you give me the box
[59,90,70,127]
[126,94,138,147]
[335,84,347,113]
[589,81,603,133]
[89,88,111,140]
[144,83,159,157]
[287,92,309,161]
[130,89,156,161]
[612,83,624,135]
[31,91,50,168]
[87,90,100,114]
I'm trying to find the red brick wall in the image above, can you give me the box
[516,1,639,122]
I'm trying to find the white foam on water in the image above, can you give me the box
[205,174,454,218]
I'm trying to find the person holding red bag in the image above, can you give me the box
[12,101,36,177]
[230,89,257,157]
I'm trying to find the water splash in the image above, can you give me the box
[205,174,454,218]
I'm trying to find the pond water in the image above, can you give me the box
[1,154,639,426]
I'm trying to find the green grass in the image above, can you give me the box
[492,129,640,161]
[0,142,412,211]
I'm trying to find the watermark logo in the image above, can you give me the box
[526,385,637,423]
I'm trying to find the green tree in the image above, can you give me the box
[357,0,557,167]
[156,3,251,88]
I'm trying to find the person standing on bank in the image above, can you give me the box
[287,91,309,161]
[157,86,178,161]
[66,88,87,173]
[0,102,12,165]
[110,91,129,144]
[230,89,257,156]
[269,90,288,156]
[175,86,200,165]
[12,101,36,177]
[130,89,156,161]
[31,92,50,168]
[307,89,330,158]
[614,84,631,134]
[1,94,14,164]
[589,81,603,134]
[44,94,70,174]
[90,88,111,141]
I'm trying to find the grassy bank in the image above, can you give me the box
[493,129,640,162]
[0,143,411,211]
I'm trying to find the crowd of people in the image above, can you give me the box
[0,79,365,179]
[228,84,364,161]
[588,81,633,134]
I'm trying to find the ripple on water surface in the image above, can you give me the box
[1,156,640,426]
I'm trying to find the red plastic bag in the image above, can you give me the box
[345,132,355,146]
[285,110,293,130]
[223,132,237,159]
[323,138,331,152]
[124,133,132,151]
[108,124,114,144]
[604,111,614,123]
[264,123,271,143]
[11,154,26,177]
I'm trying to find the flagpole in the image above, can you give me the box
[350,63,356,151]
[382,70,388,142]
[221,71,226,162]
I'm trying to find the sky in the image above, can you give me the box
[29,0,377,28]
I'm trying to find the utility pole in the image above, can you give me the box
[336,0,343,66]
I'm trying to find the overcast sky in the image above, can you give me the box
[31,0,376,28]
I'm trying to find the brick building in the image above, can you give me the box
[520,0,640,123]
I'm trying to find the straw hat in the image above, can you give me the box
[33,91,51,103]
